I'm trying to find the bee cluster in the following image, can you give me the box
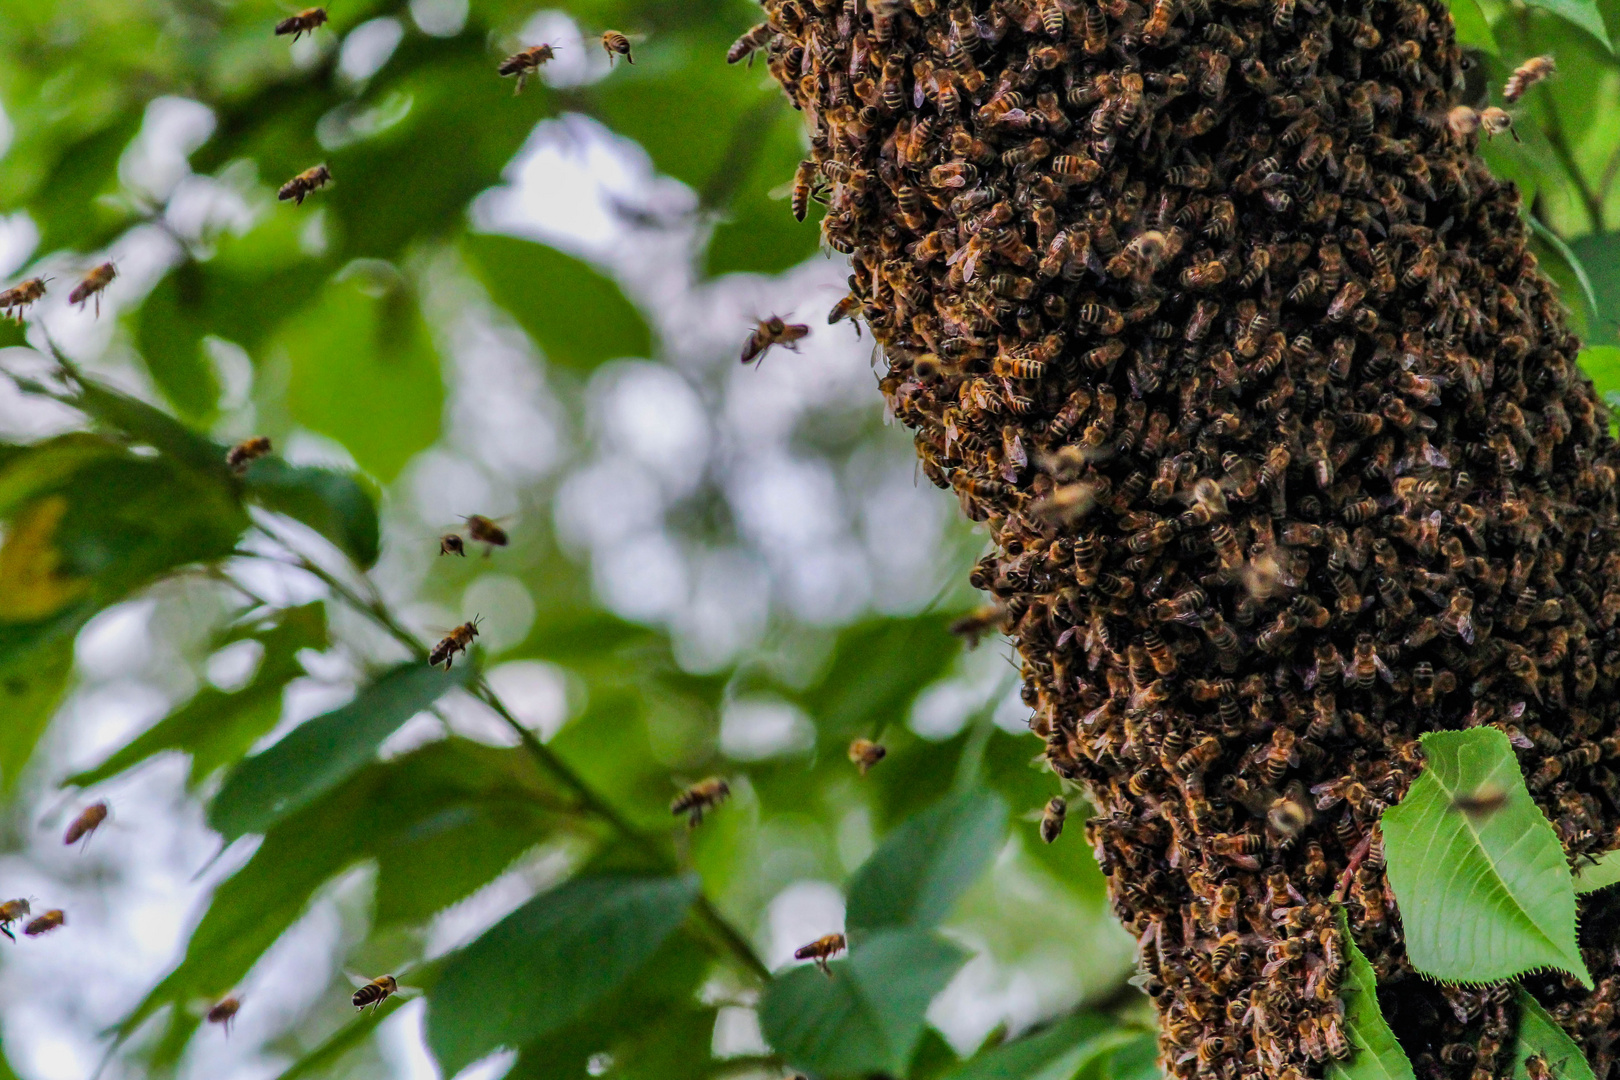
[745,0,1620,1076]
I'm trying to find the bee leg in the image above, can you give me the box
[0,925,12,942]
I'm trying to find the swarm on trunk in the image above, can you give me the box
[750,0,1620,1076]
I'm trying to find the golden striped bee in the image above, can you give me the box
[23,909,64,936]
[1039,796,1067,843]
[69,262,117,315]
[848,738,886,774]
[64,801,109,846]
[671,777,730,827]
[741,316,810,365]
[275,7,327,40]
[352,975,397,1011]
[0,899,30,942]
[601,30,636,65]
[0,277,47,320]
[226,436,272,474]
[498,44,557,92]
[429,617,482,669]
[794,932,846,975]
[279,165,331,206]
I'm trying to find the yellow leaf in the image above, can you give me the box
[0,496,90,622]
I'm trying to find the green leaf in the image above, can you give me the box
[1525,0,1612,49]
[1095,1033,1161,1080]
[759,927,968,1078]
[1513,989,1597,1080]
[1574,850,1620,893]
[242,459,381,569]
[271,273,443,484]
[1325,908,1416,1080]
[703,100,824,277]
[797,614,960,740]
[1530,217,1600,325]
[846,788,1009,934]
[940,1013,1138,1080]
[65,375,231,480]
[1381,728,1592,987]
[65,603,329,788]
[1579,346,1620,400]
[132,260,222,423]
[1573,235,1620,347]
[0,637,75,794]
[1446,0,1500,53]
[462,233,652,372]
[208,661,474,840]
[424,874,701,1074]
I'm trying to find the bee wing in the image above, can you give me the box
[767,180,798,201]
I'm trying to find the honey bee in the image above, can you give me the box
[794,932,847,975]
[207,996,241,1033]
[726,22,773,65]
[671,777,730,827]
[463,514,509,554]
[0,277,47,320]
[1523,1055,1555,1080]
[23,910,64,937]
[600,31,635,65]
[352,975,397,1011]
[495,44,560,91]
[1039,796,1066,843]
[741,316,811,365]
[64,801,109,846]
[1504,55,1556,102]
[0,899,29,941]
[274,7,327,40]
[226,436,272,474]
[68,261,117,315]
[1451,782,1507,818]
[278,165,332,206]
[428,617,482,669]
[848,738,887,774]
[1479,106,1516,140]
[1347,633,1392,689]
[439,533,466,557]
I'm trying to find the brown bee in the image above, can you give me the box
[23,910,64,937]
[726,22,773,65]
[429,617,481,669]
[278,165,331,206]
[226,436,272,474]
[794,932,847,975]
[0,899,29,941]
[207,996,241,1033]
[1451,782,1508,818]
[741,316,811,365]
[499,44,558,92]
[848,738,887,774]
[1039,795,1067,843]
[600,30,635,65]
[949,603,1005,646]
[0,277,47,320]
[1479,106,1516,140]
[463,514,509,554]
[672,777,730,827]
[1504,55,1556,102]
[68,261,117,315]
[352,975,397,1011]
[64,801,109,846]
[439,533,466,557]
[274,7,327,40]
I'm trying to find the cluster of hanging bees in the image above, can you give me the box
[729,0,1620,1075]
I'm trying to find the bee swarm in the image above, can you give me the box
[752,0,1620,1076]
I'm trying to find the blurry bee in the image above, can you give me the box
[429,617,482,669]
[499,44,557,91]
[672,777,730,827]
[275,7,327,40]
[1523,1056,1555,1080]
[64,801,109,846]
[1142,0,1175,45]
[463,514,509,554]
[439,533,466,557]
[68,261,117,315]
[1504,55,1555,102]
[742,316,811,365]
[1039,796,1067,843]
[949,603,1005,646]
[0,899,29,941]
[1480,106,1517,140]
[600,31,635,65]
[226,436,272,474]
[23,910,63,937]
[0,277,47,320]
[726,22,773,65]
[848,738,886,774]
[278,165,332,205]
[207,997,241,1033]
[352,975,397,1011]
[1451,782,1507,818]
[794,932,847,975]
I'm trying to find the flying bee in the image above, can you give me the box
[226,436,272,474]
[0,899,29,941]
[794,932,847,975]
[1504,55,1555,102]
[726,22,773,65]
[23,910,63,937]
[428,617,481,669]
[64,801,109,846]
[1039,796,1066,843]
[207,996,241,1033]
[0,277,47,320]
[274,7,327,40]
[462,514,508,554]
[439,533,465,557]
[278,165,331,205]
[492,44,557,93]
[949,603,1005,646]
[1479,106,1517,140]
[68,261,117,315]
[600,30,635,65]
[1452,782,1507,818]
[741,316,811,365]
[848,738,886,774]
[352,975,397,1011]
[672,777,730,827]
